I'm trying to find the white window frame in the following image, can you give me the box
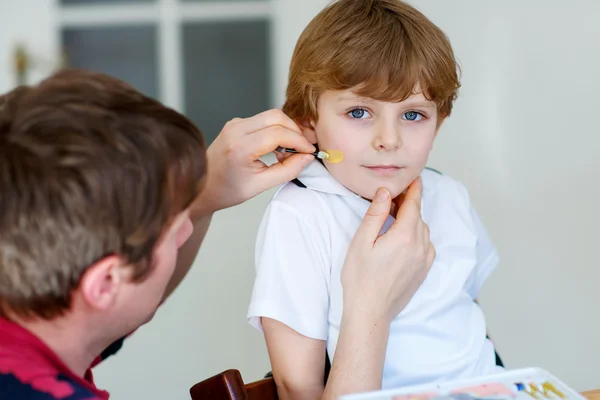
[56,0,273,112]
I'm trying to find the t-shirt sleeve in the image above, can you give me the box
[247,200,330,341]
[458,184,500,299]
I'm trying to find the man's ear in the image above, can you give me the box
[79,255,128,311]
[298,119,318,144]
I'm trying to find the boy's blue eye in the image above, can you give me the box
[348,108,370,119]
[403,111,423,121]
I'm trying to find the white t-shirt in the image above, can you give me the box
[247,160,502,389]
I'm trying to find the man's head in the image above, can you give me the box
[0,69,206,337]
[283,0,460,199]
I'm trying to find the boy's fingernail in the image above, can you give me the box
[374,188,390,203]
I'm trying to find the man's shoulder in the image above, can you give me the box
[0,318,113,400]
[0,368,103,400]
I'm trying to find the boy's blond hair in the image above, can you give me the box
[283,0,461,124]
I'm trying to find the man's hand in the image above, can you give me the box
[324,179,435,399]
[342,178,436,324]
[190,109,315,218]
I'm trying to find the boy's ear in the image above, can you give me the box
[298,119,318,144]
[79,255,128,311]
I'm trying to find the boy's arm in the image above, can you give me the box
[322,313,390,399]
[263,318,327,400]
[264,313,391,400]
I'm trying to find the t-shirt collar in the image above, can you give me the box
[295,160,361,197]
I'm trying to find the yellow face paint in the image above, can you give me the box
[322,149,344,163]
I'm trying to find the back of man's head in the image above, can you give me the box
[0,69,206,321]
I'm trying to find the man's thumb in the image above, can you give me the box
[257,153,313,190]
[352,188,391,247]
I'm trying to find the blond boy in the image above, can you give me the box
[248,1,502,398]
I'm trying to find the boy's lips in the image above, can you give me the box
[363,164,404,176]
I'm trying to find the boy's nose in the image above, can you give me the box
[372,126,402,151]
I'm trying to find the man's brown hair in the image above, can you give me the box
[0,69,206,320]
[283,0,461,123]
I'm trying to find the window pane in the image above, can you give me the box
[182,20,271,144]
[61,25,159,100]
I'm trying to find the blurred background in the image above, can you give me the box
[0,0,599,399]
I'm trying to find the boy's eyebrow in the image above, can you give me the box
[337,95,436,109]
[400,100,437,109]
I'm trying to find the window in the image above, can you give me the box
[59,0,272,144]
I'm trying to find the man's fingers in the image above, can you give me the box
[254,153,313,192]
[395,177,423,220]
[250,126,316,159]
[351,188,392,250]
[422,222,430,240]
[427,244,436,267]
[274,151,286,163]
[404,176,423,210]
[228,109,303,136]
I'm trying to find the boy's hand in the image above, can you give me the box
[190,109,315,218]
[342,178,435,323]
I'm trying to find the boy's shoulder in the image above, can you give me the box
[272,178,321,203]
[420,167,477,221]
[421,166,470,201]
[266,179,329,223]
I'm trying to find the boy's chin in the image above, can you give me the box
[360,186,406,203]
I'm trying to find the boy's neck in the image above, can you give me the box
[11,313,112,378]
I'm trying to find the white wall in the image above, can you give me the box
[0,0,60,93]
[407,0,600,391]
[270,0,330,106]
[1,0,599,398]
